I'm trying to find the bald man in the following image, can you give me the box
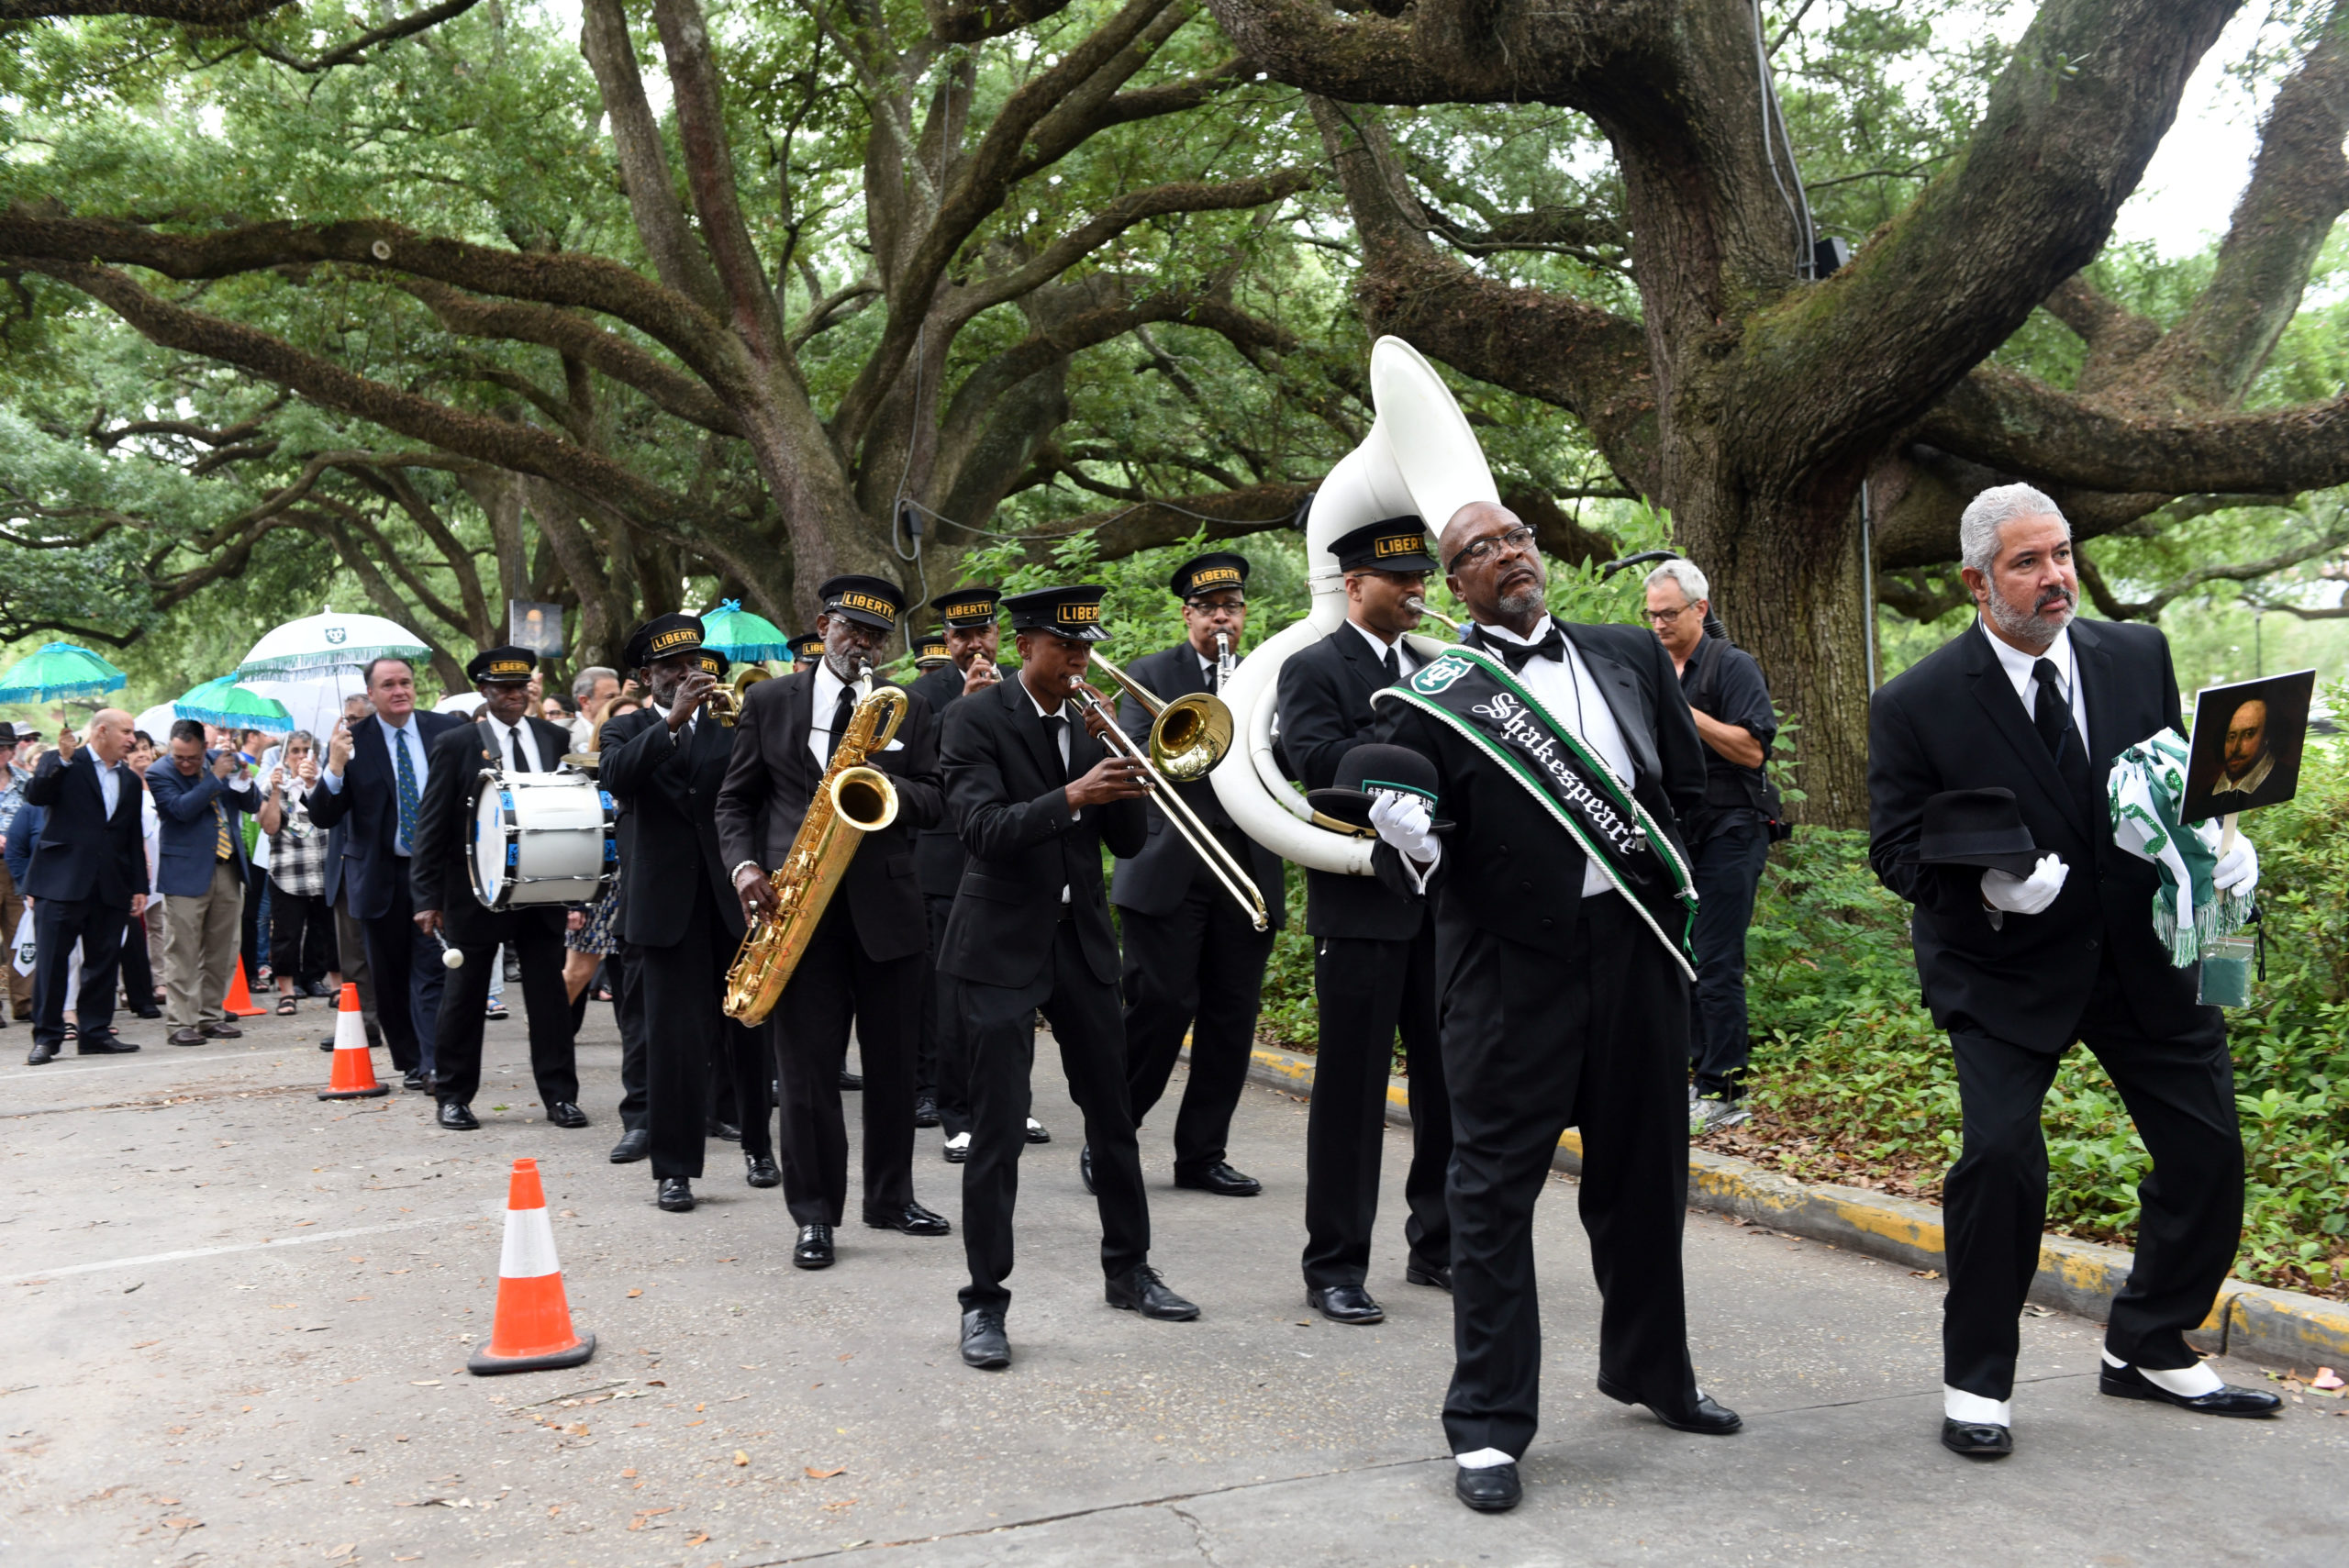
[21,709,150,1062]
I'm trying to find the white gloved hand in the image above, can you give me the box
[2212,836,2259,899]
[1368,789,1435,863]
[1981,853,2068,916]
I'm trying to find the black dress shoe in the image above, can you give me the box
[26,1043,59,1065]
[1174,1162,1261,1197]
[1940,1418,2013,1458]
[1454,1463,1521,1513]
[1079,1144,1095,1195]
[77,1033,139,1054]
[705,1118,740,1141]
[745,1153,782,1188]
[838,1070,863,1091]
[657,1177,695,1213]
[913,1093,941,1129]
[201,1021,241,1039]
[547,1101,589,1129]
[1308,1284,1386,1324]
[1406,1262,1453,1291]
[2099,1360,2282,1416]
[794,1223,836,1269]
[1105,1263,1198,1320]
[609,1128,651,1163]
[863,1201,951,1237]
[960,1309,1010,1370]
[318,1037,336,1052]
[1597,1375,1743,1434]
[401,1069,429,1093]
[437,1101,481,1131]
[941,1132,970,1163]
[1024,1117,1051,1144]
[168,1028,206,1047]
[131,1006,161,1020]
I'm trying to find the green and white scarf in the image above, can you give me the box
[2106,727,2252,968]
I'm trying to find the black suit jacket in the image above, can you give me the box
[19,750,147,906]
[1277,624,1428,941]
[1106,641,1286,931]
[907,662,975,900]
[408,716,574,948]
[1867,617,2198,1051]
[306,709,466,920]
[1371,621,1705,984]
[599,705,746,948]
[713,668,943,963]
[937,677,1148,987]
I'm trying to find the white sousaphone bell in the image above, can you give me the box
[1209,336,1500,874]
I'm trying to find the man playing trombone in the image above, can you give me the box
[1099,552,1287,1199]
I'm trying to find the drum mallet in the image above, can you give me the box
[432,929,464,970]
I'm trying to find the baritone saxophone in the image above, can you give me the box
[720,680,908,1025]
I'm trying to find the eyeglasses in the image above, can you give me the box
[1446,525,1538,572]
[1644,606,1688,626]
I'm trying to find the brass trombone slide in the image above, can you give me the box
[1073,654,1269,932]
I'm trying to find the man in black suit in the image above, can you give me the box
[410,648,586,1132]
[1104,552,1286,1199]
[718,575,952,1270]
[1367,501,1737,1515]
[1275,517,1455,1324]
[1867,483,2276,1459]
[600,617,780,1211]
[309,658,467,1092]
[937,584,1204,1371]
[907,586,1019,1158]
[20,708,148,1062]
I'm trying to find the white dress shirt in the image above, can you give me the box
[1979,618,2088,756]
[808,662,852,772]
[1475,616,1637,897]
[95,754,122,818]
[484,713,547,773]
[1351,618,1419,678]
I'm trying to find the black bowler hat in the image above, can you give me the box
[1003,584,1109,643]
[1329,517,1438,574]
[930,585,1001,628]
[788,630,824,664]
[1911,787,2040,874]
[695,649,732,679]
[466,645,538,685]
[818,574,905,632]
[1306,742,1450,834]
[623,613,707,672]
[914,628,951,668]
[0,722,15,748]
[1169,552,1249,601]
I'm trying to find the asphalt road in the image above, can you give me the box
[4,994,2344,1567]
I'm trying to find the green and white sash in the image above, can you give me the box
[2107,726,2252,967]
[1373,644,1698,981]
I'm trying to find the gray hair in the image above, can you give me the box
[284,729,318,753]
[1643,558,1709,606]
[1959,484,2067,574]
[571,665,618,702]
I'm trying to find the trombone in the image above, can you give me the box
[1072,653,1270,932]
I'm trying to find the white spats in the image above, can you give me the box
[1943,1385,2012,1428]
[2104,1350,2224,1396]
[1453,1448,1514,1470]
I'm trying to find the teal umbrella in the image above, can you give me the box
[0,641,128,703]
[698,599,794,662]
[173,675,295,733]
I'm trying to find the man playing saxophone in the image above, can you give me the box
[717,575,952,1270]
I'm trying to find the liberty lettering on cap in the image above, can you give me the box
[915,628,951,666]
[1329,516,1438,574]
[466,645,540,684]
[695,650,732,678]
[930,585,1002,628]
[622,613,707,672]
[1002,584,1110,643]
[1169,551,1251,601]
[789,631,824,662]
[818,573,905,632]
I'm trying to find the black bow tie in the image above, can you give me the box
[1474,623,1564,673]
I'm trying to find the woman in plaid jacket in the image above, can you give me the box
[257,731,338,1013]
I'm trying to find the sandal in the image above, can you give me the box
[275,995,298,1016]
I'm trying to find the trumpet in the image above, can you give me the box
[1403,595,1464,634]
[1214,630,1237,688]
[704,662,773,728]
[1074,656,1268,932]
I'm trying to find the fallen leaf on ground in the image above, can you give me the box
[732,1451,749,1466]
[619,1468,637,1478]
[409,1380,440,1387]
[161,1518,202,1530]
[324,1543,355,1560]
[805,1466,845,1479]
[1909,1269,1941,1279]
[628,1288,643,1298]
[2313,1367,2344,1391]
[686,1533,710,1546]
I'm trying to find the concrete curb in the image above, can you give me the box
[1236,1043,2349,1373]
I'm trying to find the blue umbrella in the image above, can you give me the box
[0,641,129,703]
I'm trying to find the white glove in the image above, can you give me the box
[2212,837,2259,899]
[1368,789,1435,864]
[1981,853,2068,916]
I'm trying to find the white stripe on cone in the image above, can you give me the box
[498,1204,562,1280]
[332,997,368,1051]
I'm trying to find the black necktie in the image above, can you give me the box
[1476,623,1564,673]
[1380,644,1400,684]
[1202,660,1218,695]
[505,724,522,773]
[1042,714,1070,782]
[826,684,855,762]
[2031,658,2068,761]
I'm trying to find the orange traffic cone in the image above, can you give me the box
[469,1158,595,1376]
[222,958,267,1018]
[318,983,389,1100]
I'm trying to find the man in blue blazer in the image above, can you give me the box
[306,658,465,1091]
[147,718,262,1044]
[20,709,149,1063]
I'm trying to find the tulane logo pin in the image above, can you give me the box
[1411,655,1471,695]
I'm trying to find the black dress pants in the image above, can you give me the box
[1441,893,1698,1460]
[270,888,336,991]
[1943,958,2237,1401]
[1303,927,1453,1291]
[361,875,442,1077]
[641,889,773,1179]
[433,913,576,1109]
[924,894,971,1139]
[769,901,918,1227]
[1687,821,1768,1099]
[117,909,154,1014]
[31,895,128,1050]
[612,943,651,1130]
[958,920,1152,1315]
[1119,870,1275,1176]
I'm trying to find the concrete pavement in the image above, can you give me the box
[4,995,2343,1566]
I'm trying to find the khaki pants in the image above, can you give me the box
[0,858,28,1016]
[163,860,244,1028]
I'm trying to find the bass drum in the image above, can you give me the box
[469,767,617,910]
